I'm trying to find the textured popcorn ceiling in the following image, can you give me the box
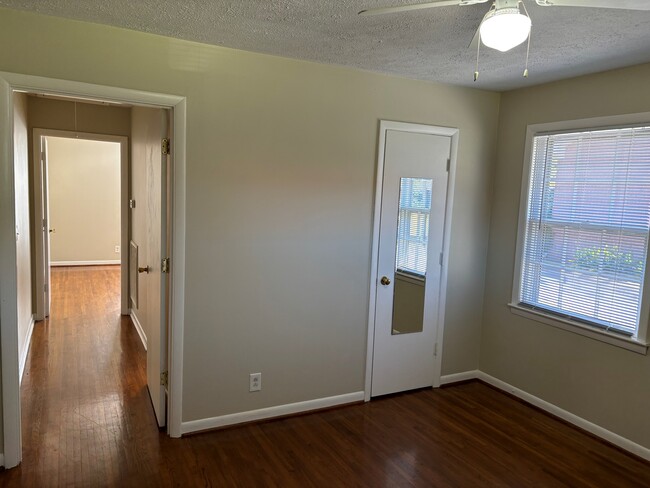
[2,0,650,91]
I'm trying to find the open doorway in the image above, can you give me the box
[33,130,129,322]
[0,74,186,469]
[26,95,171,459]
[46,137,122,267]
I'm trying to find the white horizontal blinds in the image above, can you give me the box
[395,178,433,276]
[520,126,650,335]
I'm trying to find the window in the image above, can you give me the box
[514,122,650,346]
[395,178,432,277]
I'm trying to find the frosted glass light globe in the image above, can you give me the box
[479,8,531,52]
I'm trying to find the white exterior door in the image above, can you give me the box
[371,128,451,397]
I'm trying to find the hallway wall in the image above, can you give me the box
[13,93,33,380]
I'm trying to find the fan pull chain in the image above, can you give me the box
[523,33,530,78]
[474,33,481,82]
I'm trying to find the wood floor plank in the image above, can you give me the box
[0,265,648,486]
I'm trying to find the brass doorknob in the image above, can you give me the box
[380,276,391,286]
[138,266,150,274]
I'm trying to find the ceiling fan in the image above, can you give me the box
[359,0,650,78]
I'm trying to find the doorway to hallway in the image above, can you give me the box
[0,71,187,469]
[26,98,171,434]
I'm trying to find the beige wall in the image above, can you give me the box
[47,137,121,263]
[481,63,650,450]
[27,96,132,138]
[0,8,500,429]
[13,93,32,373]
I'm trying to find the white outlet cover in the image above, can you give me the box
[249,373,261,392]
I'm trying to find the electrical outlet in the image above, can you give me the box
[249,373,261,392]
[114,245,120,253]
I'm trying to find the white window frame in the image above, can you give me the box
[510,113,650,355]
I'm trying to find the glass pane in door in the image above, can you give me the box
[391,177,432,335]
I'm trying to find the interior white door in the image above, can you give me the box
[42,137,52,318]
[371,129,450,397]
[135,107,169,427]
[151,109,171,428]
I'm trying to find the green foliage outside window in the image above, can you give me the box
[572,245,644,276]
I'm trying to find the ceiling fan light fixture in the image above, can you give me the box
[479,7,531,52]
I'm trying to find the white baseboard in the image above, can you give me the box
[129,310,147,351]
[438,369,649,460]
[476,371,650,461]
[181,391,365,435]
[440,370,479,385]
[51,260,120,266]
[19,315,35,384]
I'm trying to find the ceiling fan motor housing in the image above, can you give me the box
[480,1,532,52]
[496,0,522,9]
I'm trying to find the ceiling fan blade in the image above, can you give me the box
[358,0,488,16]
[536,0,650,10]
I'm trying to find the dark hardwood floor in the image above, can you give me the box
[1,265,648,487]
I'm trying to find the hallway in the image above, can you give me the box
[14,266,162,486]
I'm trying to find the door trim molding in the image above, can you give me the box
[364,120,459,402]
[32,129,129,318]
[0,72,187,468]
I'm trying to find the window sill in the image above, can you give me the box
[508,303,649,355]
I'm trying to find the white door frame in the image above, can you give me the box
[0,72,187,469]
[32,129,130,319]
[364,120,459,401]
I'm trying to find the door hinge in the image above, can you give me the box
[446,158,451,172]
[439,252,444,266]
[44,283,48,293]
[434,343,438,357]
[162,138,171,155]
[42,218,47,232]
[162,257,170,273]
[160,371,169,388]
